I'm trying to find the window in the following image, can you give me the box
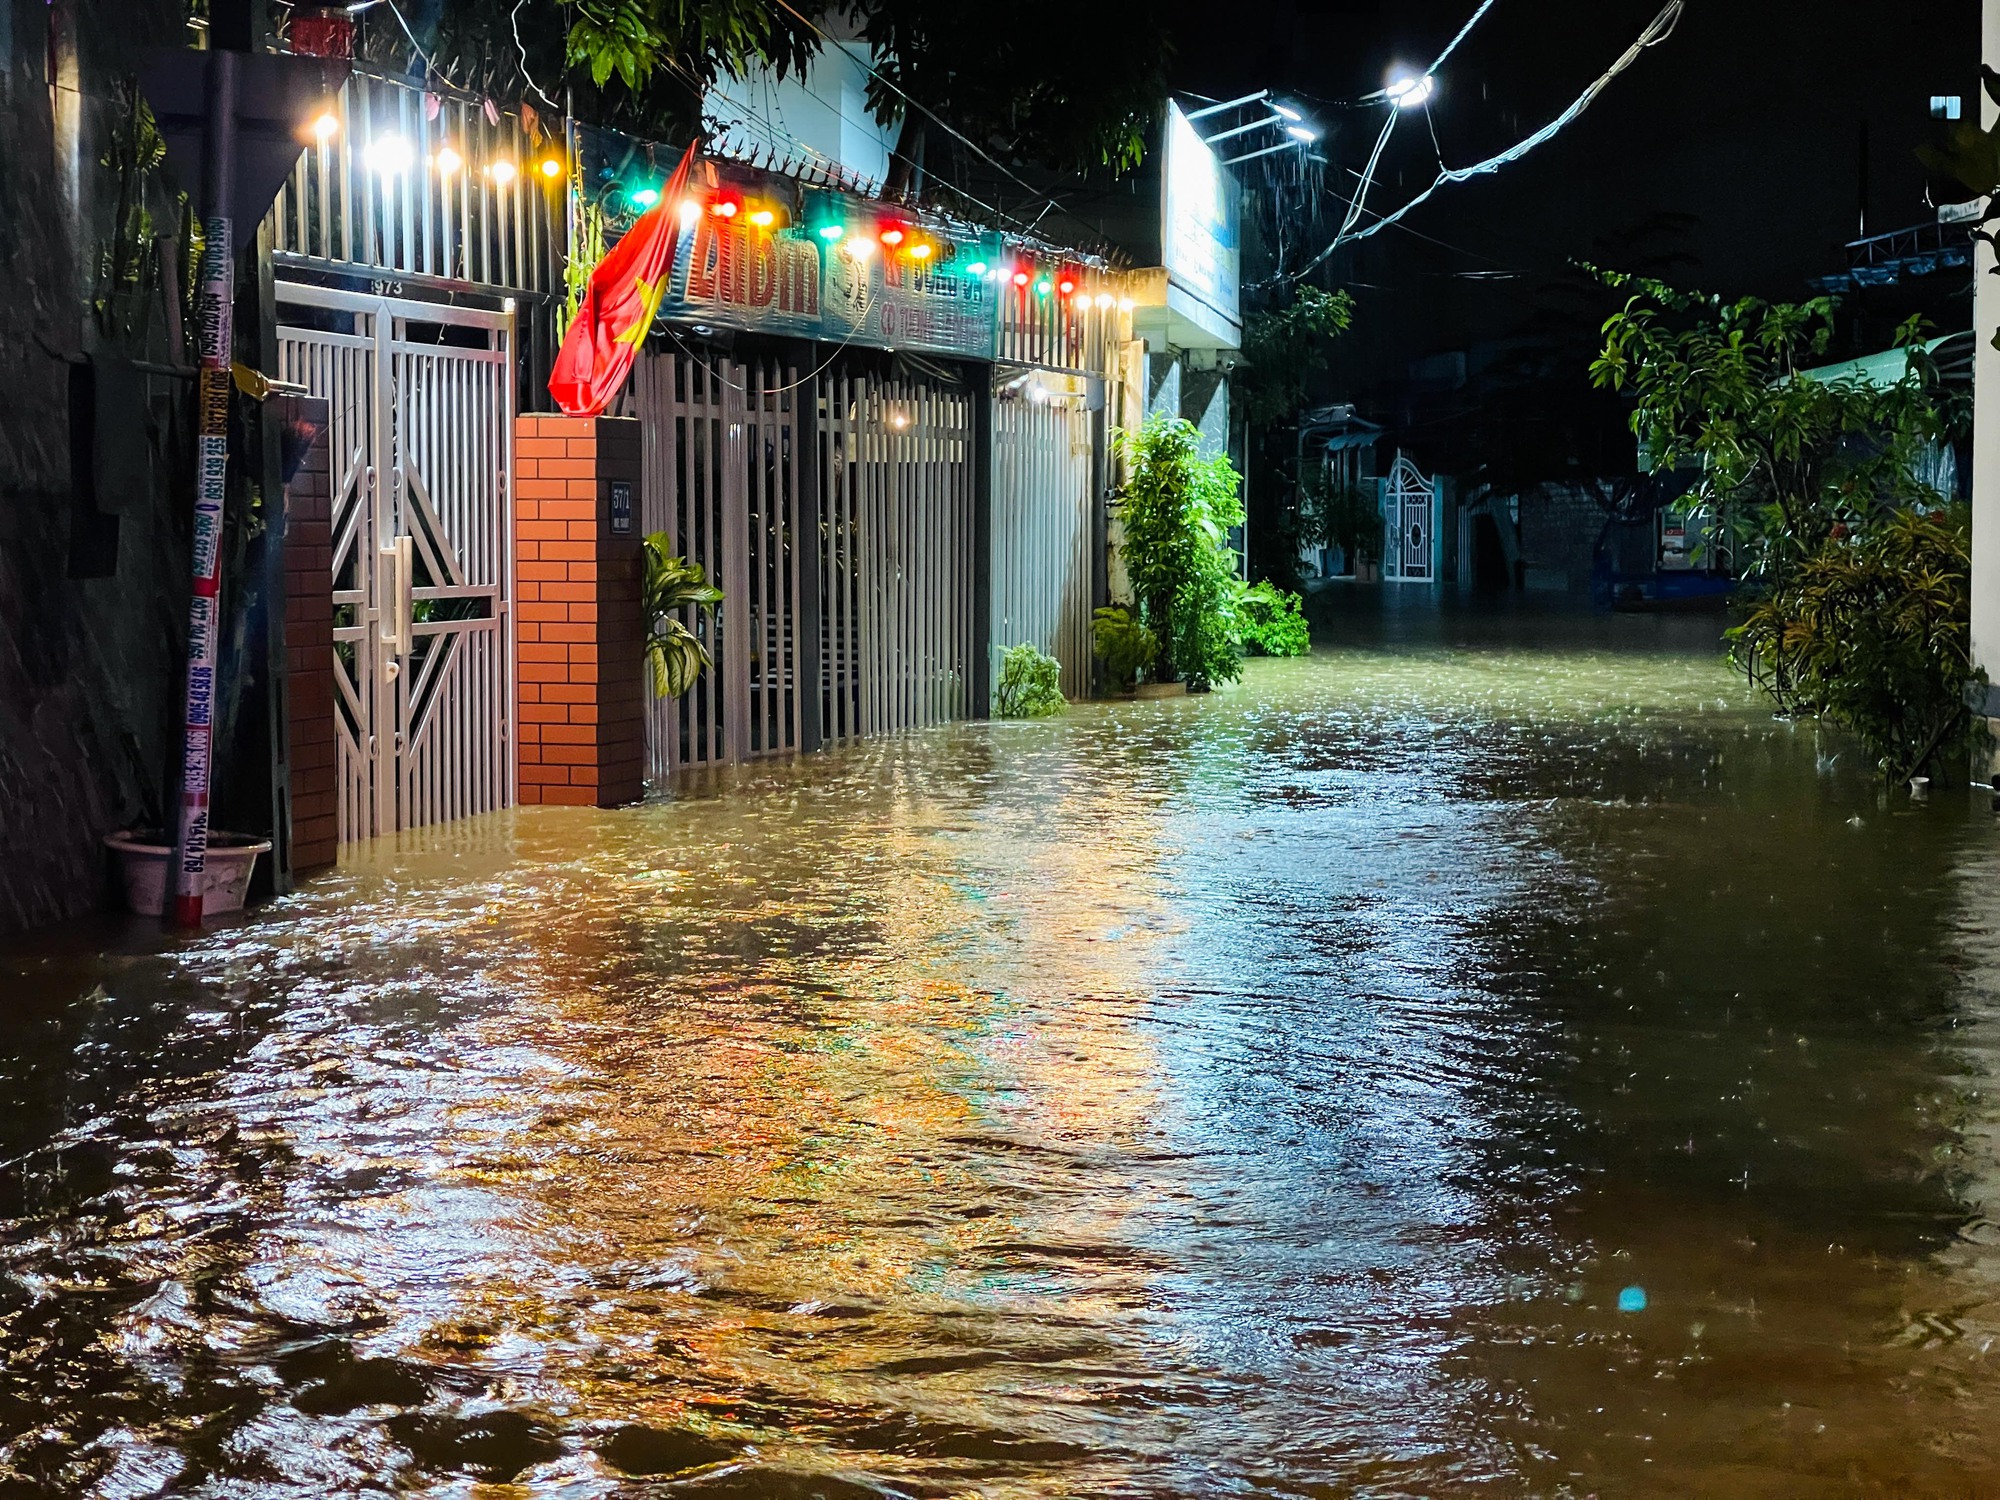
[1931,95,1964,121]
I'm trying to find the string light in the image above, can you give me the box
[631,186,659,207]
[434,144,462,175]
[366,134,414,175]
[538,155,564,179]
[708,199,738,218]
[311,112,340,143]
[818,224,845,241]
[1094,293,1113,310]
[880,226,905,246]
[749,208,776,227]
[1058,277,1076,296]
[488,159,518,186]
[844,235,877,260]
[1012,270,1030,287]
[909,242,933,260]
[679,199,703,230]
[1034,278,1052,297]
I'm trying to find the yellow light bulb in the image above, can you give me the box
[539,156,564,179]
[435,145,463,175]
[311,112,340,143]
[749,208,775,227]
[909,242,933,260]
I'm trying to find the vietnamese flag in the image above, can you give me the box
[548,139,700,417]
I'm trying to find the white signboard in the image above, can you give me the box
[1161,102,1240,331]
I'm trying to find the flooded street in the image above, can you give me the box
[6,600,2000,1498]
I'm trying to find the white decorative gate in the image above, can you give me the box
[276,282,515,844]
[635,350,807,776]
[817,369,976,744]
[990,381,1095,699]
[1382,453,1440,583]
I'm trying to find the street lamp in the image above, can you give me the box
[1384,74,1436,107]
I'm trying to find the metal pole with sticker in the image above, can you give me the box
[172,47,239,928]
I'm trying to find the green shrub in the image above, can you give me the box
[1115,415,1246,690]
[641,534,724,697]
[995,642,1066,718]
[1091,604,1158,692]
[1236,580,1311,657]
[1734,506,1982,779]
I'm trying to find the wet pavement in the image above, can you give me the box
[5,597,2000,1498]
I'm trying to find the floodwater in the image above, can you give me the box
[6,597,2000,1499]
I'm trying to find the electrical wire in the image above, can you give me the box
[513,0,559,111]
[1299,0,1683,277]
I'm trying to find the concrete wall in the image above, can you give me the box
[0,0,199,936]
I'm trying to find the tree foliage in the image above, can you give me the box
[1115,416,1245,690]
[1235,581,1311,657]
[1239,286,1355,429]
[1589,271,1973,776]
[1091,606,1157,694]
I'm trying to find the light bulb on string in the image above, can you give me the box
[538,155,564,179]
[311,112,340,143]
[434,144,463,175]
[489,159,518,186]
[749,208,776,227]
[631,186,660,207]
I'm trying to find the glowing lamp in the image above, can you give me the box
[748,208,776,227]
[1095,293,1113,310]
[434,144,463,175]
[538,155,564,179]
[1012,270,1030,287]
[1058,278,1076,296]
[1117,296,1135,311]
[880,226,905,246]
[844,235,877,260]
[311,112,340,144]
[488,159,518,186]
[631,186,660,207]
[679,199,703,230]
[709,199,739,218]
[909,242,933,260]
[966,261,988,277]
[365,134,414,175]
[818,223,845,241]
[1034,278,1052,297]
[1385,74,1435,107]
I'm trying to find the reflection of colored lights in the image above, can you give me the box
[749,208,775,227]
[539,155,564,179]
[488,159,518,185]
[818,224,844,241]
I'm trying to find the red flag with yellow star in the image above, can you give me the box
[548,139,700,418]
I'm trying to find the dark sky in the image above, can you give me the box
[1162,0,1976,386]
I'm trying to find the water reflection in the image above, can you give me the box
[4,602,1999,1496]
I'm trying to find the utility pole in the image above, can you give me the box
[172,24,243,927]
[1973,0,2000,740]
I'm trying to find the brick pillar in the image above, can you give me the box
[514,413,646,807]
[280,397,339,876]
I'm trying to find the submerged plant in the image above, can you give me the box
[995,642,1066,718]
[1091,604,1158,692]
[642,533,723,697]
[1236,580,1311,657]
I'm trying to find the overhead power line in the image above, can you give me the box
[1300,0,1684,278]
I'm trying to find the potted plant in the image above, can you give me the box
[104,830,271,917]
[642,532,724,697]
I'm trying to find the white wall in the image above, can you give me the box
[704,43,896,192]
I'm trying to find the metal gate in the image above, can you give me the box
[276,282,516,843]
[635,350,806,776]
[817,369,976,744]
[1383,453,1439,583]
[990,381,1096,699]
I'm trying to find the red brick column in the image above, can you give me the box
[514,413,646,807]
[280,396,339,876]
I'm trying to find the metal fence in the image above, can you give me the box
[271,69,561,299]
[990,386,1096,699]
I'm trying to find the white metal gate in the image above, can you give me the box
[1382,453,1439,583]
[991,382,1095,699]
[276,282,516,843]
[635,350,806,776]
[817,369,976,744]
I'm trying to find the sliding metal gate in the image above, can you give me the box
[635,351,807,776]
[817,370,976,745]
[276,282,516,843]
[990,385,1095,699]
